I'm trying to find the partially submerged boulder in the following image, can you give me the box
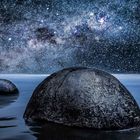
[24,67,140,130]
[0,79,18,95]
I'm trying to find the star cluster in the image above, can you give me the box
[0,0,139,73]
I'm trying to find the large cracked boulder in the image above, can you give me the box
[24,67,140,130]
[0,79,19,95]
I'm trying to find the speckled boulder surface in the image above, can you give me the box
[24,67,140,130]
[0,79,18,95]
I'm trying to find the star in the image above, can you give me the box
[98,17,105,25]
[8,38,12,41]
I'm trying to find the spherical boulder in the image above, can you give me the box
[24,67,140,130]
[0,79,19,95]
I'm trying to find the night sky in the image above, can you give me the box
[0,0,140,73]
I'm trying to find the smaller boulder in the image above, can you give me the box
[0,79,19,95]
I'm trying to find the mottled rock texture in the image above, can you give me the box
[24,67,140,130]
[0,79,18,95]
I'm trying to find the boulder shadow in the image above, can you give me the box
[26,121,140,140]
[0,94,19,108]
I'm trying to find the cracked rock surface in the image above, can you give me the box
[24,67,140,130]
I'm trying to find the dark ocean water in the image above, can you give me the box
[0,74,140,140]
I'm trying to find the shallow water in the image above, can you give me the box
[0,74,140,140]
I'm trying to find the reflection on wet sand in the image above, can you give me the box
[27,121,140,140]
[0,94,19,109]
[0,94,19,108]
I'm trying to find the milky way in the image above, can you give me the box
[0,0,140,73]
